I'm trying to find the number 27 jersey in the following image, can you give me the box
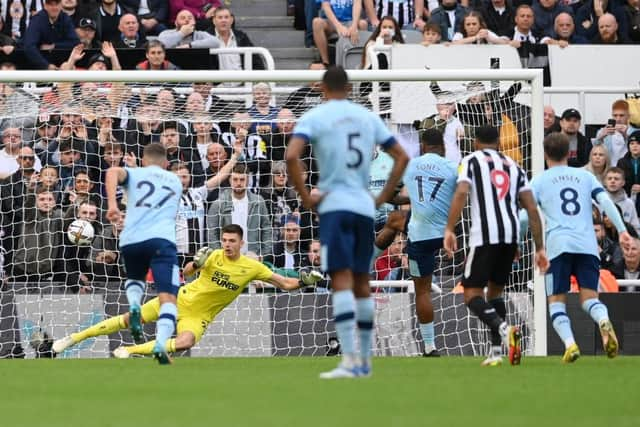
[292,99,395,219]
[120,165,182,247]
[530,166,603,260]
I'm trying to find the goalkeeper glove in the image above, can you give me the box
[193,246,213,269]
[299,268,324,287]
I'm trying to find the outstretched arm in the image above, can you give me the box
[267,269,324,291]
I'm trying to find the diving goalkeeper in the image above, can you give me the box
[53,224,323,360]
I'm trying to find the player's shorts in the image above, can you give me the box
[462,243,518,288]
[121,238,180,295]
[545,253,600,296]
[141,291,211,344]
[319,211,374,274]
[407,238,442,277]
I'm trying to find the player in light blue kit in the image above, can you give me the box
[105,143,183,365]
[287,66,409,379]
[526,133,632,362]
[403,129,457,357]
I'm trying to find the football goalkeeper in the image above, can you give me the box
[53,224,322,361]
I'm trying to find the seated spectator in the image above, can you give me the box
[617,131,640,210]
[23,0,80,69]
[591,12,630,43]
[61,0,82,27]
[189,114,218,168]
[266,215,305,270]
[559,109,592,167]
[61,41,122,70]
[428,0,467,42]
[576,0,627,41]
[283,62,326,117]
[248,82,280,134]
[125,97,163,155]
[0,23,16,55]
[374,233,405,279]
[312,0,368,65]
[593,99,638,166]
[261,161,299,230]
[616,0,640,43]
[120,0,168,35]
[544,105,561,136]
[508,5,544,44]
[451,11,510,44]
[75,17,100,48]
[204,6,266,71]
[267,108,296,162]
[532,0,572,37]
[168,0,219,24]
[160,120,205,186]
[95,0,126,42]
[136,39,179,70]
[204,142,232,201]
[192,81,228,114]
[111,13,147,48]
[36,166,63,205]
[158,9,221,49]
[612,236,640,288]
[2,0,41,42]
[12,187,64,284]
[543,12,589,46]
[583,144,611,184]
[54,138,87,190]
[0,127,43,178]
[89,203,125,285]
[595,220,623,273]
[206,163,272,258]
[61,169,101,211]
[363,0,426,31]
[97,141,127,203]
[421,22,442,45]
[32,115,60,161]
[361,16,404,70]
[481,0,515,38]
[604,167,640,233]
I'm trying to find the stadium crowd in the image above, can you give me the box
[0,0,638,293]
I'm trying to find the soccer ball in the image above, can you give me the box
[67,219,95,246]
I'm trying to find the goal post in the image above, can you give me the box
[0,68,547,358]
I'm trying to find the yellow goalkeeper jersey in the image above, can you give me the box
[178,249,273,321]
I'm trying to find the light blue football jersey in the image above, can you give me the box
[120,165,182,247]
[293,99,395,218]
[369,148,395,223]
[404,153,458,241]
[530,166,603,260]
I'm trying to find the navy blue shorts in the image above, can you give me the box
[407,238,443,277]
[121,238,180,295]
[319,211,374,274]
[545,253,600,296]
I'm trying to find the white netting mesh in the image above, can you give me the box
[0,73,538,358]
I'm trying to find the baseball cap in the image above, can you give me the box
[77,18,97,31]
[629,130,640,144]
[88,53,110,68]
[561,108,581,121]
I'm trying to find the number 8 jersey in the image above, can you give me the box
[458,149,529,248]
[530,165,603,260]
[120,165,183,247]
[292,99,395,219]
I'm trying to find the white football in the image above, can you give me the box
[67,219,95,246]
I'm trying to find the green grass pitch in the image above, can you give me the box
[3,357,639,427]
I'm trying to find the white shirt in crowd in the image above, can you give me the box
[232,194,249,253]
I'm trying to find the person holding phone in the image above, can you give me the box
[593,99,639,165]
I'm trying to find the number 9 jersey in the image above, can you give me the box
[292,99,395,219]
[530,166,603,261]
[120,165,183,247]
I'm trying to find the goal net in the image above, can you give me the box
[0,69,545,359]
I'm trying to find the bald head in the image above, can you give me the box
[598,13,619,42]
[554,12,575,39]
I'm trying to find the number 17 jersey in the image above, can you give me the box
[120,165,182,247]
[530,166,603,260]
[292,99,396,219]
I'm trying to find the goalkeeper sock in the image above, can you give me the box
[420,322,435,353]
[332,289,357,365]
[155,302,177,351]
[488,297,507,347]
[125,280,145,308]
[71,315,126,343]
[126,339,176,356]
[549,302,576,348]
[582,298,609,325]
[356,297,374,364]
[467,296,504,340]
